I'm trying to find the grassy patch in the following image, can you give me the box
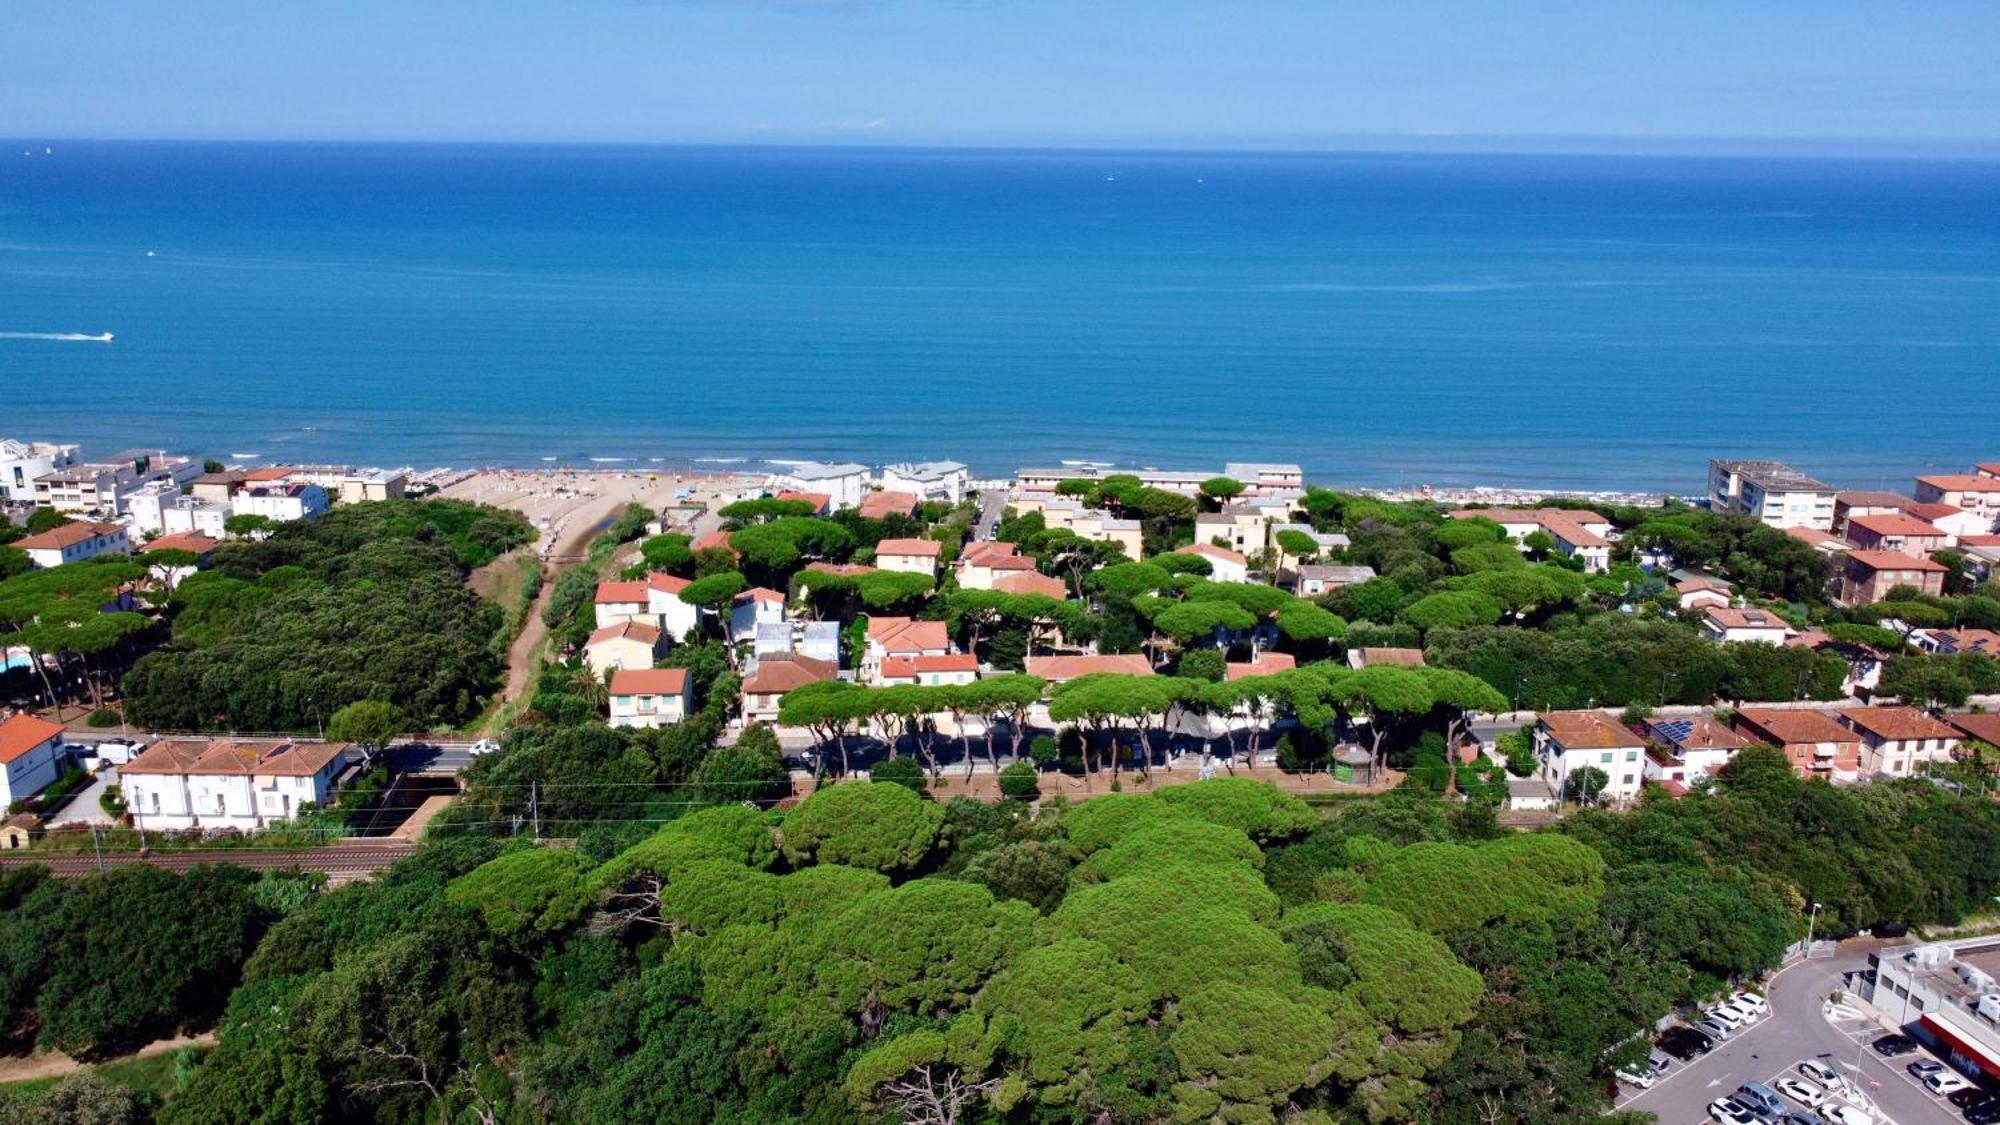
[0,1046,197,1102]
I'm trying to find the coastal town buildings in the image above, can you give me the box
[584,620,665,677]
[0,714,67,807]
[120,738,355,831]
[879,653,979,687]
[646,574,701,640]
[955,540,1039,590]
[1914,474,2000,526]
[1909,503,1990,542]
[1295,564,1376,596]
[740,654,838,723]
[874,538,941,578]
[1223,462,1306,494]
[857,490,919,521]
[232,482,330,524]
[0,439,79,503]
[1845,512,1951,558]
[1833,491,1915,536]
[1699,605,1790,645]
[1707,459,1839,530]
[1835,706,1961,778]
[1195,506,1275,555]
[161,500,233,539]
[880,461,969,503]
[1675,577,1734,611]
[15,520,131,569]
[1533,711,1647,805]
[1733,707,1862,782]
[1025,653,1154,684]
[770,462,870,511]
[32,451,197,517]
[1641,716,1750,790]
[993,570,1068,598]
[1445,507,1612,571]
[607,668,692,729]
[1176,543,1248,583]
[729,588,788,644]
[1840,550,1948,605]
[861,617,952,683]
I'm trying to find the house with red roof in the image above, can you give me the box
[1734,707,1862,782]
[1836,706,1960,778]
[1674,576,1734,611]
[776,490,832,516]
[1839,550,1948,605]
[1914,474,2000,527]
[593,579,651,629]
[1533,711,1648,804]
[607,668,692,729]
[1225,652,1295,681]
[729,587,789,643]
[1700,605,1791,646]
[879,653,979,687]
[584,619,665,677]
[955,540,1038,590]
[1845,512,1951,558]
[0,714,67,807]
[1175,543,1248,583]
[1024,653,1154,684]
[875,537,942,578]
[14,520,130,569]
[1832,491,1914,536]
[857,490,920,521]
[862,617,953,683]
[1447,507,1612,572]
[741,654,838,723]
[646,573,700,639]
[993,570,1068,599]
[121,737,355,831]
[1905,502,1991,542]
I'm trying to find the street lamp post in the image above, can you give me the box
[1805,901,1823,951]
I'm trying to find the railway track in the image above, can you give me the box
[0,841,416,880]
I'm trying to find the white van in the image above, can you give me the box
[93,740,144,765]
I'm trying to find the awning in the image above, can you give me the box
[1922,1009,2000,1079]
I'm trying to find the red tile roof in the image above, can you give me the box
[595,579,649,605]
[858,490,920,520]
[866,616,951,653]
[1906,502,1971,524]
[1176,543,1247,566]
[609,668,689,697]
[1703,606,1790,632]
[587,620,663,647]
[1734,707,1858,747]
[733,586,787,605]
[15,521,123,551]
[142,531,221,555]
[804,561,877,577]
[1539,711,1646,751]
[1675,577,1733,593]
[882,653,979,679]
[1837,491,1914,509]
[1645,716,1749,750]
[1226,652,1296,680]
[1356,647,1426,667]
[1950,712,2000,747]
[876,537,941,558]
[1848,512,1948,538]
[241,467,294,482]
[123,738,351,778]
[777,490,832,511]
[694,530,737,554]
[1837,706,1960,742]
[992,571,1068,599]
[1847,550,1948,573]
[0,714,64,765]
[647,573,692,596]
[742,655,838,695]
[1026,654,1154,682]
[1785,526,1849,549]
[1918,475,2000,493]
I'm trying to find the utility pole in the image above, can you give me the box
[90,824,104,873]
[530,780,539,841]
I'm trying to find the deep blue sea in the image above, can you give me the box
[3,142,1997,491]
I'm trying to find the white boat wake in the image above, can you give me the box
[0,331,114,342]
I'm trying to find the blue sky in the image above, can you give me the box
[3,1,1996,149]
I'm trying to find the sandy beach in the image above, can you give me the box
[440,467,764,559]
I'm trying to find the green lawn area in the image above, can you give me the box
[0,1047,198,1105]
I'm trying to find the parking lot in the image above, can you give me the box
[1618,947,1965,1125]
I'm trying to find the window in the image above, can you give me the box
[1599,752,1612,764]
[1626,750,1638,762]
[215,794,226,814]
[149,792,160,814]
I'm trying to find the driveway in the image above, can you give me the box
[1618,943,1960,1124]
[49,765,118,826]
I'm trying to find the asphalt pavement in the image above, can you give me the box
[1619,943,1961,1125]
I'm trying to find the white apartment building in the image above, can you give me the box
[1707,459,1839,531]
[0,714,68,807]
[15,521,131,569]
[770,462,870,511]
[233,482,330,523]
[880,461,970,504]
[1,439,79,503]
[120,738,355,831]
[607,668,692,729]
[163,500,233,539]
[32,451,197,517]
[1534,711,1647,805]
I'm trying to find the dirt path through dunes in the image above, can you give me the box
[0,1031,216,1086]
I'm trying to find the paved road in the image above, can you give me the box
[1619,943,1958,1125]
[974,489,1007,542]
[389,740,483,775]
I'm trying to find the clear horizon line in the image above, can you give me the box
[9,131,2000,161]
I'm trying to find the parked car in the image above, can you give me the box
[1928,1072,1977,1097]
[1966,1097,2000,1125]
[1648,1049,1673,1077]
[1616,1067,1654,1089]
[1735,1081,1788,1118]
[1709,1098,1761,1125]
[1777,1113,1826,1125]
[1872,1034,1920,1057]
[1949,1087,1991,1109]
[1776,1077,1827,1108]
[1798,1059,1844,1089]
[1822,1105,1873,1125]
[1698,1015,1738,1041]
[1659,1026,1717,1061]
[1910,1059,1947,1079]
[1729,990,1771,1016]
[468,739,501,757]
[1706,1005,1752,1030]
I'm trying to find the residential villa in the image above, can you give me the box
[1845,512,1951,558]
[1835,706,1961,778]
[1908,502,1991,542]
[729,588,789,643]
[879,653,979,687]
[1176,543,1248,584]
[1195,506,1273,555]
[1700,605,1790,646]
[874,538,941,578]
[775,490,832,516]
[993,570,1068,599]
[1918,629,2000,657]
[607,668,692,729]
[593,579,652,629]
[1833,491,1915,536]
[1225,652,1296,680]
[741,654,838,723]
[15,520,131,569]
[1295,564,1376,597]
[1642,716,1751,789]
[1840,551,1948,605]
[1675,577,1734,611]
[857,490,920,521]
[956,540,1039,590]
[1733,707,1862,782]
[1785,525,1851,555]
[584,619,665,677]
[1446,507,1613,571]
[139,531,220,589]
[1025,653,1155,684]
[120,738,355,831]
[1707,459,1838,531]
[1533,711,1648,804]
[1950,712,2000,751]
[862,617,953,683]
[646,573,701,640]
[162,499,233,539]
[232,482,330,524]
[0,714,67,807]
